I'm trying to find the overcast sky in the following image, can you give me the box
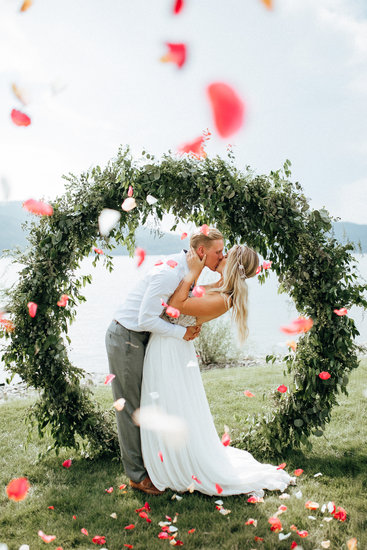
[1,0,366,228]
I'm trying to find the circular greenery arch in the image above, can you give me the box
[2,146,366,459]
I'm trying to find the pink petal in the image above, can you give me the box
[104,374,115,385]
[57,294,69,307]
[166,306,180,318]
[158,451,164,462]
[27,302,38,318]
[207,82,245,138]
[135,248,146,267]
[128,185,133,197]
[93,248,104,255]
[199,224,209,236]
[11,108,31,126]
[62,459,72,468]
[166,259,178,268]
[161,43,187,68]
[173,0,184,14]
[23,199,53,216]
[181,232,188,240]
[333,308,348,316]
[6,477,30,501]
[38,531,56,543]
[221,432,231,446]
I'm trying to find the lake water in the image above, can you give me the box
[1,254,366,384]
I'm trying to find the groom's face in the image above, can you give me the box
[197,239,224,271]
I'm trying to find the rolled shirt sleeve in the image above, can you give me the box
[138,267,187,340]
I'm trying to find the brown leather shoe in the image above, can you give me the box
[129,476,164,496]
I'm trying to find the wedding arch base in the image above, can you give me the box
[2,146,366,459]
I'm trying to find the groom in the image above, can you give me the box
[105,227,225,495]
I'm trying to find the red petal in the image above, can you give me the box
[297,530,308,537]
[93,248,104,255]
[207,83,245,138]
[104,374,115,385]
[294,468,304,476]
[333,308,348,316]
[215,483,223,494]
[73,515,77,520]
[319,371,331,380]
[48,506,54,510]
[192,286,205,298]
[161,43,187,68]
[277,385,287,393]
[38,531,56,543]
[124,524,135,530]
[291,543,298,549]
[161,299,169,307]
[158,451,164,462]
[166,259,178,268]
[221,432,231,446]
[166,306,180,318]
[158,532,169,539]
[262,260,272,269]
[105,486,114,493]
[23,199,53,216]
[6,477,30,501]
[256,266,261,274]
[124,545,134,549]
[192,475,202,484]
[178,136,207,159]
[244,390,255,397]
[155,260,164,266]
[92,536,106,545]
[180,232,188,240]
[81,528,89,536]
[27,301,37,318]
[188,529,196,534]
[119,484,127,490]
[128,185,134,197]
[135,248,146,267]
[57,294,69,307]
[62,459,72,468]
[173,0,184,14]
[276,462,286,470]
[199,224,209,236]
[139,511,148,519]
[11,108,31,126]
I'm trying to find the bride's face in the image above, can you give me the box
[216,253,228,274]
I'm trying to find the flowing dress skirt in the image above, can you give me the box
[140,334,295,497]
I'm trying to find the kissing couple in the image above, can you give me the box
[105,227,296,496]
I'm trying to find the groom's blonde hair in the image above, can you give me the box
[190,228,224,249]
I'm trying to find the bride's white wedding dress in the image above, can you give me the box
[140,312,295,497]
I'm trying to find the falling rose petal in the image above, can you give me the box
[181,232,188,240]
[27,302,37,318]
[305,500,319,510]
[133,405,188,449]
[244,390,255,397]
[297,530,308,537]
[161,299,169,307]
[262,260,272,269]
[104,374,115,385]
[166,306,180,318]
[23,199,53,216]
[207,82,245,138]
[319,371,331,380]
[276,462,286,470]
[347,538,358,550]
[91,536,106,545]
[215,483,223,494]
[256,266,261,274]
[332,506,347,521]
[173,0,184,15]
[333,308,348,316]
[277,384,287,393]
[11,108,31,126]
[192,286,205,298]
[93,247,104,255]
[98,208,121,236]
[20,0,33,11]
[121,197,137,212]
[280,317,313,334]
[62,459,72,468]
[166,259,178,268]
[155,260,164,266]
[146,194,158,205]
[287,340,297,351]
[12,83,28,105]
[294,469,304,476]
[221,432,231,446]
[81,528,89,536]
[261,0,273,10]
[57,294,69,307]
[178,136,207,159]
[38,531,56,543]
[199,224,209,236]
[114,398,126,411]
[158,451,164,462]
[105,487,113,493]
[188,529,196,534]
[128,185,134,197]
[6,477,30,501]
[135,248,146,267]
[160,43,187,68]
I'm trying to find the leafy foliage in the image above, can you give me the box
[1,146,366,458]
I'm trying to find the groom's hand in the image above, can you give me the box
[183,325,201,341]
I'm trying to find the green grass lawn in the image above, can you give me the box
[1,359,366,550]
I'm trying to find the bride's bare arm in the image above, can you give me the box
[169,273,229,319]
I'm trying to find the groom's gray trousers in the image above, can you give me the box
[105,319,150,483]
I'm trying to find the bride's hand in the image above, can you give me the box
[187,247,206,276]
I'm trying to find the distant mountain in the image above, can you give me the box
[0,201,366,254]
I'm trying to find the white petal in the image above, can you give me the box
[321,504,326,513]
[121,197,137,212]
[133,406,188,449]
[294,490,303,499]
[19,546,29,550]
[215,500,223,505]
[168,526,178,533]
[324,517,333,522]
[110,512,117,519]
[278,532,291,540]
[171,494,183,501]
[98,208,121,236]
[314,472,323,477]
[327,501,335,513]
[321,542,331,549]
[308,515,316,520]
[279,493,290,499]
[146,194,158,205]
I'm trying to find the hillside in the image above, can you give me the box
[0,201,366,254]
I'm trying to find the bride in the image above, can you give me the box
[139,244,295,497]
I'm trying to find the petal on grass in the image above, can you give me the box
[6,477,30,501]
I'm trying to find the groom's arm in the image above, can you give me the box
[138,268,187,340]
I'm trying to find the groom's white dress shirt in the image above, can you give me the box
[114,250,189,340]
